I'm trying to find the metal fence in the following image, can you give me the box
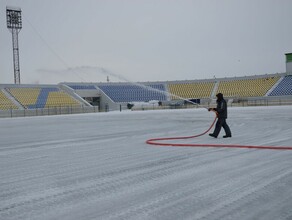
[0,106,99,118]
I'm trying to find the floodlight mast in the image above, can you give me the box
[6,6,22,84]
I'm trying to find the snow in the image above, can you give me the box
[1,106,292,220]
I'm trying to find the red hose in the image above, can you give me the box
[146,112,292,150]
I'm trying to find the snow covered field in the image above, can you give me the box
[1,106,292,220]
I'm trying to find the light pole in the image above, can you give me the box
[6,6,22,84]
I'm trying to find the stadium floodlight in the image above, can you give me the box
[6,6,22,84]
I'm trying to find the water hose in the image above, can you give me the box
[146,111,292,150]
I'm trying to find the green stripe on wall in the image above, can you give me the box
[286,53,292,63]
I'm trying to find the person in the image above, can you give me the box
[208,93,232,138]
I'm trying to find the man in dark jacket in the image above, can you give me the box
[208,93,232,138]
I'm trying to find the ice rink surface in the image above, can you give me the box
[1,106,292,220]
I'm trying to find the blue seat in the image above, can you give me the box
[269,76,292,96]
[97,83,167,102]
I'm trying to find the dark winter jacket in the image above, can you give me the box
[213,93,228,119]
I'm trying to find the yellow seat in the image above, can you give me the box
[45,91,80,108]
[9,88,40,108]
[0,91,18,110]
[168,82,215,100]
[217,76,280,98]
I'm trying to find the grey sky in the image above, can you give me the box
[1,0,292,84]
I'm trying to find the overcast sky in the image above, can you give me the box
[1,0,292,84]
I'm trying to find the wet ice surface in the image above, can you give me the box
[1,106,292,220]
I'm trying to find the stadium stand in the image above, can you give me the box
[8,87,81,109]
[96,83,168,102]
[268,75,292,96]
[216,76,280,97]
[1,73,292,117]
[168,81,215,100]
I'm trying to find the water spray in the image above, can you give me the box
[80,66,203,107]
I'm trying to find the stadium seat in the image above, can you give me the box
[8,87,80,109]
[217,76,280,97]
[168,82,215,99]
[97,83,168,102]
[269,75,292,96]
[0,91,18,110]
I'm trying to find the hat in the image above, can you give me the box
[216,93,223,99]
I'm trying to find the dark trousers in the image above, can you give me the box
[213,118,231,137]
